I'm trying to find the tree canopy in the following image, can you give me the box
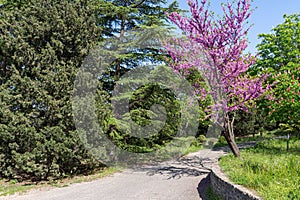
[255,14,300,126]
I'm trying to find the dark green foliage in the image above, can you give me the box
[0,0,192,181]
[103,66,182,153]
[111,84,180,152]
[233,108,267,137]
[0,0,102,181]
[0,0,28,10]
[127,83,181,148]
[184,68,210,137]
[97,0,182,93]
[190,134,206,147]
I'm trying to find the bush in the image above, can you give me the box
[198,135,207,143]
[233,108,268,137]
[218,136,226,144]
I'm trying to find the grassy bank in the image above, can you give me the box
[219,138,300,200]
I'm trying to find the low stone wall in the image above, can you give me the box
[209,161,261,200]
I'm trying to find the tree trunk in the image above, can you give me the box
[223,113,241,157]
[114,15,126,81]
[286,133,290,152]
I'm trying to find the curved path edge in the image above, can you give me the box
[201,142,262,200]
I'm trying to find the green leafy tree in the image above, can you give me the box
[0,0,104,181]
[255,14,300,125]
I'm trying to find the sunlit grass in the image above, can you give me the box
[219,139,300,200]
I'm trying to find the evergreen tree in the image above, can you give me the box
[88,0,188,158]
[97,0,182,92]
[0,0,103,180]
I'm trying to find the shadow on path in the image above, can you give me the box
[132,156,212,179]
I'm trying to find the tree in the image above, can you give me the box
[255,14,300,124]
[90,0,188,158]
[162,0,269,157]
[0,0,103,180]
[255,14,300,149]
[96,0,182,93]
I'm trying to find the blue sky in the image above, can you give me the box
[168,0,300,53]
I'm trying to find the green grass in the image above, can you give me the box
[183,144,203,155]
[0,181,37,197]
[219,138,300,200]
[0,167,120,197]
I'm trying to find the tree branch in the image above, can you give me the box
[130,0,146,8]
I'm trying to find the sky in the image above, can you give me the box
[167,0,300,53]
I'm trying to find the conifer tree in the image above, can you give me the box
[97,0,182,92]
[0,0,103,180]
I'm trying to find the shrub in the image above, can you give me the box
[198,135,207,143]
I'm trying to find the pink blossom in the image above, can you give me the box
[162,0,269,112]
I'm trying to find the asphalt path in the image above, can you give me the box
[0,149,227,200]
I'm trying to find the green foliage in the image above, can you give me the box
[256,14,300,71]
[0,0,28,10]
[0,0,200,182]
[279,121,300,138]
[233,108,267,137]
[184,67,211,136]
[218,136,226,144]
[220,139,300,200]
[97,0,183,93]
[189,135,206,147]
[105,67,182,153]
[255,14,300,124]
[0,0,102,181]
[198,135,207,143]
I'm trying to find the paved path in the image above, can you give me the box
[0,149,229,200]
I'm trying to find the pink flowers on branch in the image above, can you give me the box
[163,0,270,157]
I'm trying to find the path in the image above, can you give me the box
[0,148,231,200]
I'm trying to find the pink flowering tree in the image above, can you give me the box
[163,0,270,157]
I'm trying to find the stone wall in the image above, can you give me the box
[209,161,261,200]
